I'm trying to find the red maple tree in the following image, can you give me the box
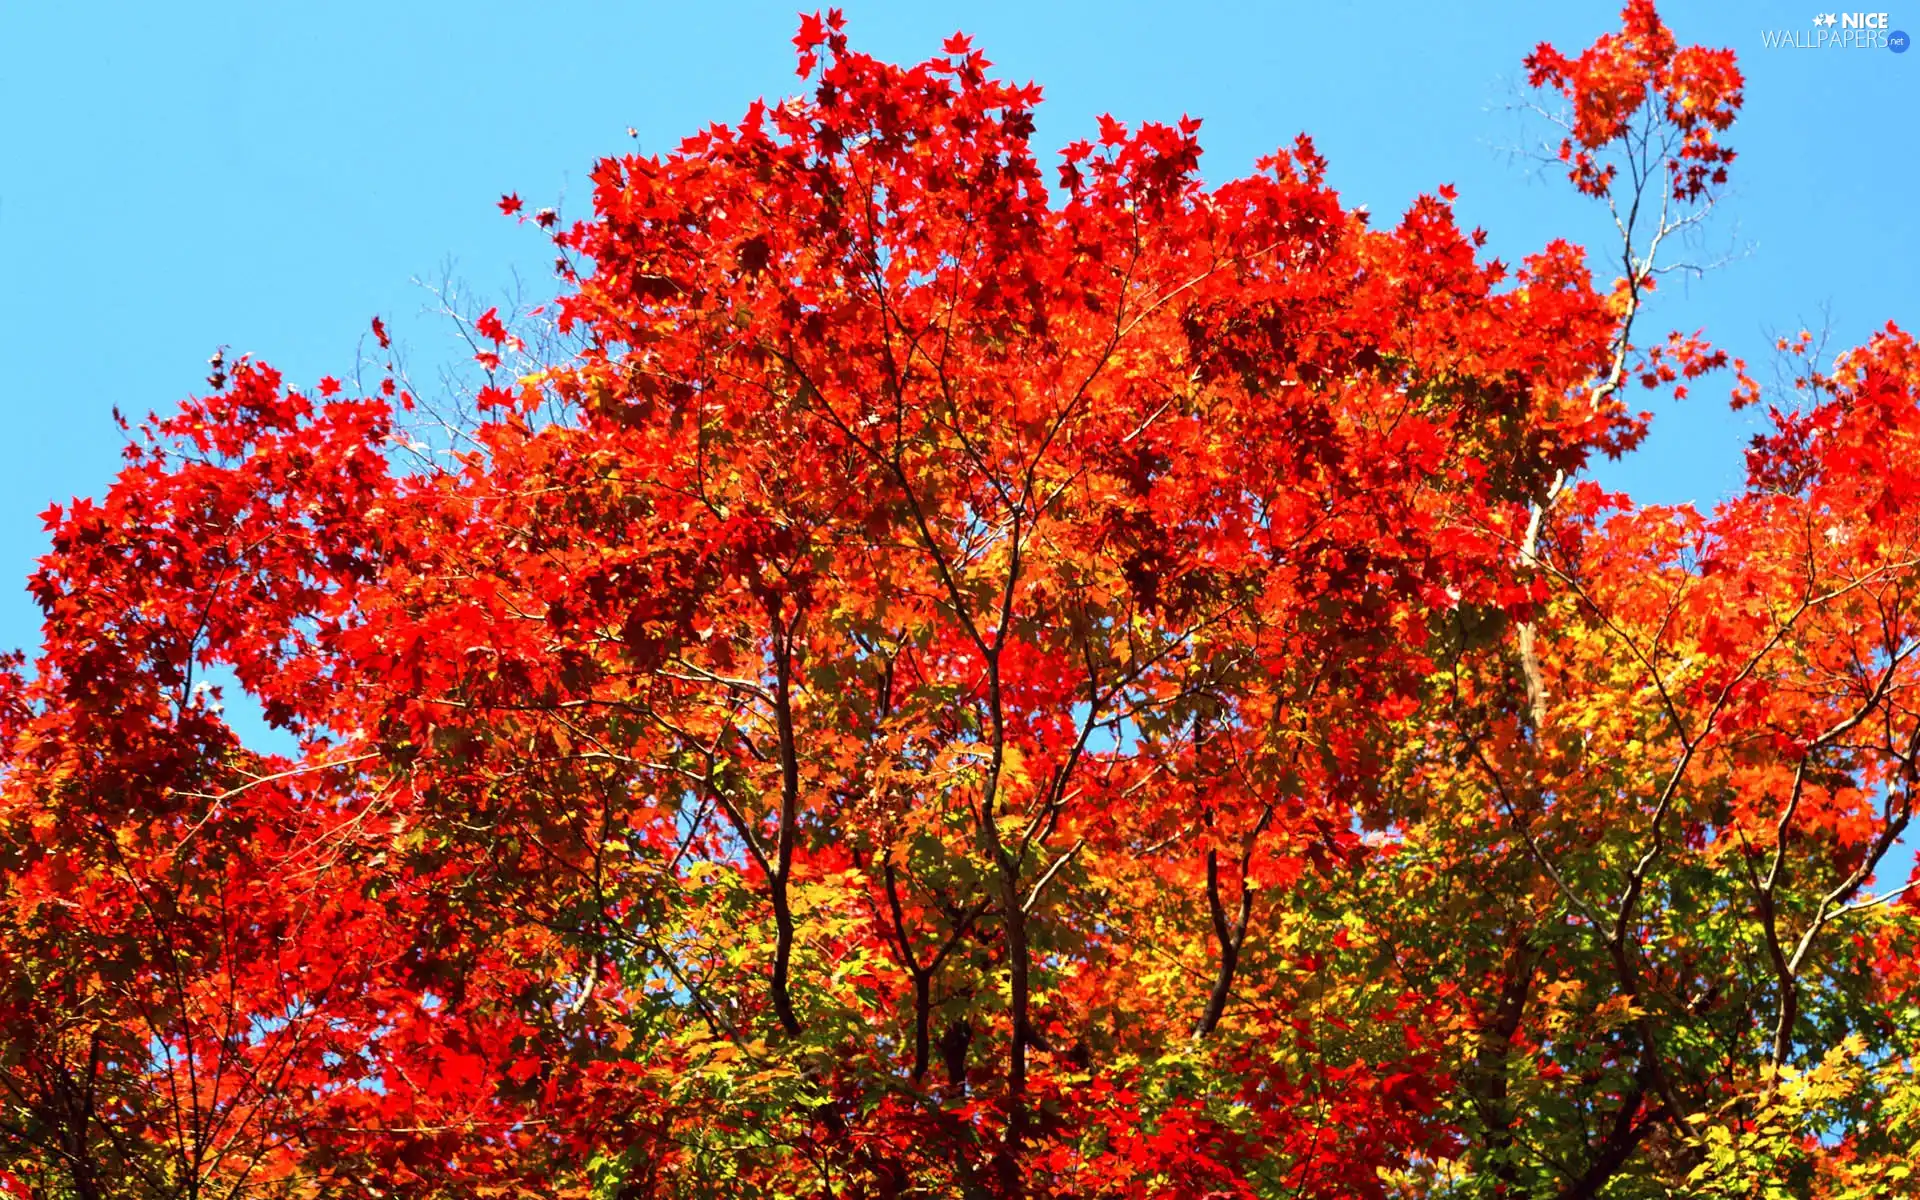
[4,5,1916,1198]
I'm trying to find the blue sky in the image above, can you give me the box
[1,2,1914,876]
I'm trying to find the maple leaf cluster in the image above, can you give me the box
[4,6,1918,1199]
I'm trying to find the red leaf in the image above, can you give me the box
[475,308,508,345]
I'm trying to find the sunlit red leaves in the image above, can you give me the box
[1526,0,1740,200]
[9,4,1918,1199]
[1637,327,1732,401]
[499,6,1680,1190]
[793,7,848,77]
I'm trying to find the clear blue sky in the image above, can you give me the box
[2,2,1914,876]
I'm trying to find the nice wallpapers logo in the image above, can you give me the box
[1763,11,1911,49]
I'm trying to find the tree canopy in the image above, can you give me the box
[4,4,1918,1197]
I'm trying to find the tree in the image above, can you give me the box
[3,4,1915,1197]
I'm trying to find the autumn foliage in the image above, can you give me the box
[5,4,1919,1198]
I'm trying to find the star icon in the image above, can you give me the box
[1823,12,1838,25]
